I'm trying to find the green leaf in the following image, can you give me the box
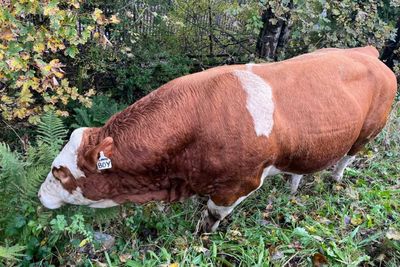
[64,46,78,58]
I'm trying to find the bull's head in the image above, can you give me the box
[38,128,119,209]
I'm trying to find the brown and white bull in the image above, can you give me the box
[38,46,396,232]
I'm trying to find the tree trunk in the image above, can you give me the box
[381,17,400,70]
[256,1,293,61]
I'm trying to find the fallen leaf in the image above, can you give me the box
[312,253,328,267]
[269,246,284,261]
[376,253,386,262]
[119,254,132,263]
[386,228,400,240]
[110,14,121,24]
[79,238,89,247]
[351,217,363,226]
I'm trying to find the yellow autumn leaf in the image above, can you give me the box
[54,71,64,78]
[28,115,41,125]
[169,263,179,267]
[1,95,13,104]
[60,95,69,105]
[79,238,89,247]
[43,5,59,16]
[55,110,69,117]
[33,43,45,53]
[110,15,121,24]
[40,238,48,246]
[70,0,80,9]
[30,77,40,90]
[61,78,69,87]
[84,88,96,97]
[43,65,52,73]
[14,108,27,119]
[92,8,106,24]
[19,87,34,104]
[6,58,24,70]
[0,27,15,41]
[43,104,54,112]
[20,52,30,60]
[350,217,363,226]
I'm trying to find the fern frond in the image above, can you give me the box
[0,244,25,261]
[26,142,58,167]
[72,108,92,128]
[36,112,67,151]
[0,143,26,187]
[20,165,49,201]
[79,206,120,224]
[91,207,120,223]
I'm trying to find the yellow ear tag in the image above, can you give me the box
[97,151,112,170]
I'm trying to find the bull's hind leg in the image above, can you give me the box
[331,155,356,182]
[331,127,378,182]
[290,174,303,194]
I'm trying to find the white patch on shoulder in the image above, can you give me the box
[246,63,255,72]
[52,127,86,179]
[234,70,274,137]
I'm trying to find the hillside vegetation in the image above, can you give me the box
[0,0,399,266]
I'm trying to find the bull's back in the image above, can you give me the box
[250,49,396,173]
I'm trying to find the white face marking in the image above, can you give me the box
[38,173,119,209]
[52,127,87,179]
[38,127,119,209]
[234,70,274,137]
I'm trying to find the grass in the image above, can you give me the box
[1,103,399,266]
[94,162,399,266]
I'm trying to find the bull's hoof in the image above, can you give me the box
[195,210,220,234]
[331,174,343,182]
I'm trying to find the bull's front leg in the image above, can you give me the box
[198,198,242,233]
[197,175,267,233]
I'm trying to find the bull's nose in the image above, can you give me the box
[38,187,64,209]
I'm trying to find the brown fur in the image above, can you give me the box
[58,46,397,207]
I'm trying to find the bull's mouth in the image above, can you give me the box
[38,194,64,209]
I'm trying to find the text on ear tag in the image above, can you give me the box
[97,151,112,170]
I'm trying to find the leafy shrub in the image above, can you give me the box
[72,95,127,128]
[113,48,193,103]
[0,1,94,123]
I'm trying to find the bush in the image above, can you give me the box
[0,1,99,123]
[72,95,127,128]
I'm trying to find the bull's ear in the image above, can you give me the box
[52,166,73,184]
[84,137,114,170]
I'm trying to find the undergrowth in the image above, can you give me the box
[0,102,399,266]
